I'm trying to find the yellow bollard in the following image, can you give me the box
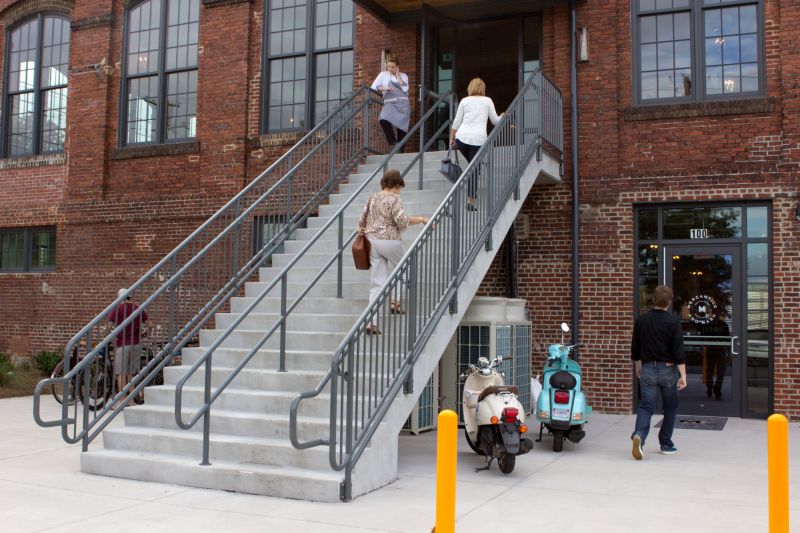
[768,414,789,533]
[434,410,458,533]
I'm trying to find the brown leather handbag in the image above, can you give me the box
[352,198,372,270]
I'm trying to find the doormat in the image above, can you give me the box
[655,415,728,431]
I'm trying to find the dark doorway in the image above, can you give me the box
[454,19,518,111]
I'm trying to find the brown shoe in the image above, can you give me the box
[365,325,382,335]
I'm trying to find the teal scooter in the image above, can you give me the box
[535,323,591,452]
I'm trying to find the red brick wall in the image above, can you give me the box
[477,0,800,417]
[0,0,797,422]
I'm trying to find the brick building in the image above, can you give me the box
[1,0,798,419]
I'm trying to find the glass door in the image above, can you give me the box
[665,245,742,416]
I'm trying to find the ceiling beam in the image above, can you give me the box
[353,0,393,24]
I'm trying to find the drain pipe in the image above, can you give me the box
[569,0,581,359]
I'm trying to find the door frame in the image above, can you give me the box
[632,201,775,418]
[664,244,743,417]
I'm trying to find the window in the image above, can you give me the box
[0,227,56,272]
[263,0,354,132]
[122,0,199,146]
[634,0,762,103]
[2,14,70,158]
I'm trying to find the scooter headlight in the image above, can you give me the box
[538,410,550,420]
[572,412,583,421]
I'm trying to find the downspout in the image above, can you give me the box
[569,0,581,359]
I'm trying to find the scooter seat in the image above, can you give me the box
[549,371,577,390]
[478,385,520,402]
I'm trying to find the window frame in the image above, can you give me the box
[260,0,355,134]
[0,226,57,273]
[1,12,70,159]
[119,0,200,147]
[632,0,765,106]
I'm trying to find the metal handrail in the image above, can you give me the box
[32,85,387,449]
[172,90,455,464]
[289,70,563,500]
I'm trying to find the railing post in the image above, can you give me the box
[363,88,370,153]
[514,103,522,201]
[279,274,288,372]
[200,354,212,466]
[169,255,176,345]
[405,255,419,394]
[449,200,460,315]
[329,132,337,187]
[337,214,344,298]
[484,149,493,252]
[418,86,426,190]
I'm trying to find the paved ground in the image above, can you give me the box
[2,395,798,532]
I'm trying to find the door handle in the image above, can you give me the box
[730,336,739,355]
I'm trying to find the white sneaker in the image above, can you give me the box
[631,435,643,460]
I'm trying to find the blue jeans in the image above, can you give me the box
[632,364,680,449]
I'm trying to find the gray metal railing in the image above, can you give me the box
[289,70,563,500]
[172,90,456,464]
[32,85,388,448]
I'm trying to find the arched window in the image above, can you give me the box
[122,0,199,146]
[3,14,70,158]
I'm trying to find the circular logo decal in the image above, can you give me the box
[687,295,717,325]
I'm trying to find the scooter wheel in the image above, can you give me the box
[553,432,564,452]
[498,452,516,474]
[464,427,482,455]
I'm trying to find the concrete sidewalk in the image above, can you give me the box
[2,395,797,532]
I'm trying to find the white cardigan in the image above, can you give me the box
[452,96,501,146]
[370,71,409,100]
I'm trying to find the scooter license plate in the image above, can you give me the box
[552,407,571,419]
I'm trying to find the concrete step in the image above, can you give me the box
[215,311,362,332]
[316,199,442,219]
[180,347,336,371]
[122,404,329,441]
[258,265,370,284]
[290,220,425,243]
[229,296,369,315]
[100,426,334,470]
[145,385,331,418]
[162,365,326,391]
[340,175,452,191]
[199,328,349,351]
[243,279,368,298]
[81,449,343,502]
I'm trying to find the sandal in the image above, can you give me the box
[365,325,382,335]
[390,302,406,315]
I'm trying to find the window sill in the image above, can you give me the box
[202,0,253,6]
[251,132,307,149]
[623,97,776,121]
[0,152,66,170]
[112,141,200,160]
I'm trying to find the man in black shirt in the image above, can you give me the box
[630,285,687,460]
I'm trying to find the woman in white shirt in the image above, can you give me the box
[449,78,502,210]
[371,54,410,150]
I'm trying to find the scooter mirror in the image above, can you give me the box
[561,322,570,333]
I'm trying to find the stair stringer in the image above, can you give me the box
[349,152,562,499]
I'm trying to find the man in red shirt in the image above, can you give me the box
[107,288,148,404]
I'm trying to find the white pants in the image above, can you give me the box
[367,237,405,316]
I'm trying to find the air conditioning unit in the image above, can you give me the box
[441,297,533,425]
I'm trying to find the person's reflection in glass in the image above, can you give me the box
[701,310,730,400]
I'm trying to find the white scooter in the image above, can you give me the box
[461,356,533,473]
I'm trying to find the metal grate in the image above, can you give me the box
[656,415,728,431]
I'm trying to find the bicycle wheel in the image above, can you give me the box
[50,361,78,406]
[78,358,113,411]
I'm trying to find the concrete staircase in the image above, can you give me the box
[80,147,562,501]
[80,152,451,501]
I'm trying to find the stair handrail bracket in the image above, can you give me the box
[289,70,563,500]
[33,85,387,450]
[173,90,456,448]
